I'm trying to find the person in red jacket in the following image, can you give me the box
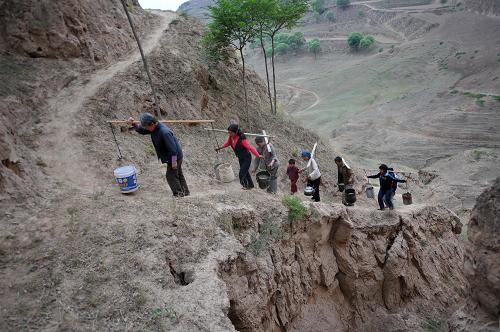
[216,124,262,190]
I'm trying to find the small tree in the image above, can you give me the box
[276,42,289,55]
[326,11,335,22]
[347,32,363,51]
[312,0,326,14]
[308,39,321,59]
[360,35,375,49]
[337,0,350,9]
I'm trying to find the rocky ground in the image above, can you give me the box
[0,1,498,331]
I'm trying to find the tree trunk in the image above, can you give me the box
[239,47,250,128]
[260,31,274,114]
[120,0,161,119]
[271,35,277,114]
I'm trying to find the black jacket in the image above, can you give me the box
[135,123,183,163]
[368,172,406,191]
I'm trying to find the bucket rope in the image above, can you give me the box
[109,123,123,160]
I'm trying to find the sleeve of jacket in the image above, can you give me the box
[242,139,261,158]
[161,130,180,163]
[133,124,151,135]
[387,173,406,183]
[367,174,379,179]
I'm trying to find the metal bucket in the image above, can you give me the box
[345,188,356,204]
[256,171,271,189]
[366,186,375,198]
[402,192,413,205]
[338,183,345,192]
[304,186,315,196]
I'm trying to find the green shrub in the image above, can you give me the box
[360,35,375,49]
[283,195,308,223]
[421,316,447,332]
[337,0,350,9]
[347,32,363,50]
[312,0,326,14]
[358,9,365,17]
[326,11,335,22]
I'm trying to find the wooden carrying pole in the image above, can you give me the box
[307,142,318,168]
[203,127,275,138]
[109,119,215,125]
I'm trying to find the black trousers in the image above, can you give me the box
[166,158,190,196]
[238,154,254,189]
[307,177,321,202]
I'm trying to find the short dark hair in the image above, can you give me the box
[379,164,388,171]
[289,159,296,164]
[140,112,157,126]
[334,156,342,162]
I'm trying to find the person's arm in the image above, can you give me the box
[127,118,150,135]
[387,173,406,183]
[308,159,320,179]
[216,137,230,151]
[252,147,262,173]
[241,139,261,158]
[268,144,278,168]
[367,174,379,179]
[346,168,354,184]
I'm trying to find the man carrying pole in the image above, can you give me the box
[128,113,189,197]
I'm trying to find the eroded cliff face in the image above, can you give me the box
[219,204,467,331]
[0,0,158,61]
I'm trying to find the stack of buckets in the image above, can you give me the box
[114,165,139,193]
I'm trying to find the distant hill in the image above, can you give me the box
[177,0,212,22]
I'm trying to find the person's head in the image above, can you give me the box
[140,112,158,132]
[255,136,265,147]
[289,158,296,165]
[227,124,240,138]
[334,156,343,166]
[379,164,388,174]
[301,150,311,161]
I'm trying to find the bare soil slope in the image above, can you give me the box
[247,3,500,220]
[0,3,475,332]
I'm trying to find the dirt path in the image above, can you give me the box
[38,11,176,192]
[279,83,321,113]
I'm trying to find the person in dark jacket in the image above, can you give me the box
[128,113,189,197]
[334,156,355,206]
[215,124,262,190]
[367,164,406,210]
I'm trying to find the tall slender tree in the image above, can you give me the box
[206,0,257,127]
[265,0,308,114]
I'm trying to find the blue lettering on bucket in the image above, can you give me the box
[116,174,138,192]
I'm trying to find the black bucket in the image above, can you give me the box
[256,171,270,189]
[345,188,356,204]
[402,192,413,205]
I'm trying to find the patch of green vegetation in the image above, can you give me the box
[463,91,485,99]
[493,95,500,101]
[378,47,383,53]
[358,9,365,17]
[455,51,466,59]
[150,306,178,322]
[326,11,335,22]
[476,99,485,107]
[472,148,496,161]
[348,32,375,51]
[247,218,285,255]
[283,195,308,223]
[438,62,448,70]
[450,90,458,95]
[421,316,448,332]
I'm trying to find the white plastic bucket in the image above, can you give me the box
[114,165,139,193]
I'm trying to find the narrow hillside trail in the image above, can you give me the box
[279,83,321,113]
[38,11,176,193]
